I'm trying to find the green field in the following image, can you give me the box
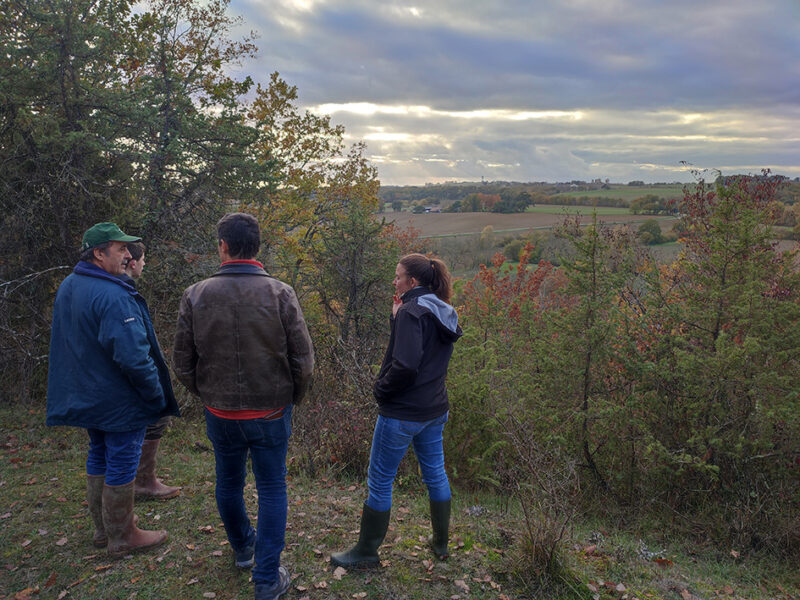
[526,205,632,216]
[554,184,686,201]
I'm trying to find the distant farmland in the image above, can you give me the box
[526,205,631,216]
[385,208,676,238]
[553,183,686,202]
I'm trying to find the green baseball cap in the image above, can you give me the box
[81,222,141,251]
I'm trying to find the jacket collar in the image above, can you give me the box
[117,272,137,289]
[211,262,270,277]
[400,286,431,303]
[74,261,137,293]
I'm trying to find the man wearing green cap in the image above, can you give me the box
[47,222,180,558]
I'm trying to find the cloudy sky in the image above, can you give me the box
[228,0,800,185]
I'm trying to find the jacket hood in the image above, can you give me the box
[403,286,462,342]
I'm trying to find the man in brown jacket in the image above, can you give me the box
[173,212,313,600]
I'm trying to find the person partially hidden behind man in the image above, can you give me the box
[173,212,314,600]
[46,222,180,558]
[120,241,181,500]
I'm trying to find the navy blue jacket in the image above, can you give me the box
[46,262,179,432]
[373,286,462,421]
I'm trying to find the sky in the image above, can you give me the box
[227,0,800,186]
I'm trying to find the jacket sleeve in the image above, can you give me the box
[98,295,165,405]
[172,290,200,396]
[281,287,314,404]
[373,309,423,399]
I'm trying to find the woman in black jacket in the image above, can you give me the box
[331,253,462,569]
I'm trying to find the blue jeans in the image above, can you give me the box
[86,428,146,486]
[204,407,292,586]
[366,412,451,512]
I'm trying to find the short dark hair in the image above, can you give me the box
[217,212,260,259]
[79,241,112,262]
[127,241,145,261]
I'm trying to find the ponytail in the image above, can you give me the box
[399,253,453,304]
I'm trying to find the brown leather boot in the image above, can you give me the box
[134,439,180,500]
[102,481,167,558]
[87,474,107,548]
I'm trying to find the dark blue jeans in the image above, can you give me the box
[204,406,292,586]
[366,412,451,512]
[86,428,146,486]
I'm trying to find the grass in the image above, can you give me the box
[553,184,686,202]
[2,405,798,600]
[386,211,676,238]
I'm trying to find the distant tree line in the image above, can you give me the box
[444,190,536,213]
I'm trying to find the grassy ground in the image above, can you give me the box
[2,406,798,600]
[553,185,686,202]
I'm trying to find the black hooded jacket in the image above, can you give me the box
[373,286,462,421]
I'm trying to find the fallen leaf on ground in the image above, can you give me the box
[333,566,347,580]
[680,589,692,600]
[313,581,328,589]
[653,557,673,567]
[186,578,198,585]
[94,565,112,572]
[44,572,57,588]
[455,579,470,593]
[55,537,68,546]
[202,593,216,598]
[14,586,38,599]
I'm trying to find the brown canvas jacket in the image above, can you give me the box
[172,262,314,410]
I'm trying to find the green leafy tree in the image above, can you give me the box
[0,0,141,397]
[0,0,277,400]
[633,172,800,548]
[637,219,663,244]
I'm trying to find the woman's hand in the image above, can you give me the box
[392,294,402,317]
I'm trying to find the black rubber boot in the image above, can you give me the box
[429,499,450,560]
[330,504,390,569]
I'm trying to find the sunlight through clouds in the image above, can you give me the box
[232,0,800,184]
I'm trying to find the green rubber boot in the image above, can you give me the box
[330,504,390,569]
[87,474,107,548]
[429,499,451,560]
